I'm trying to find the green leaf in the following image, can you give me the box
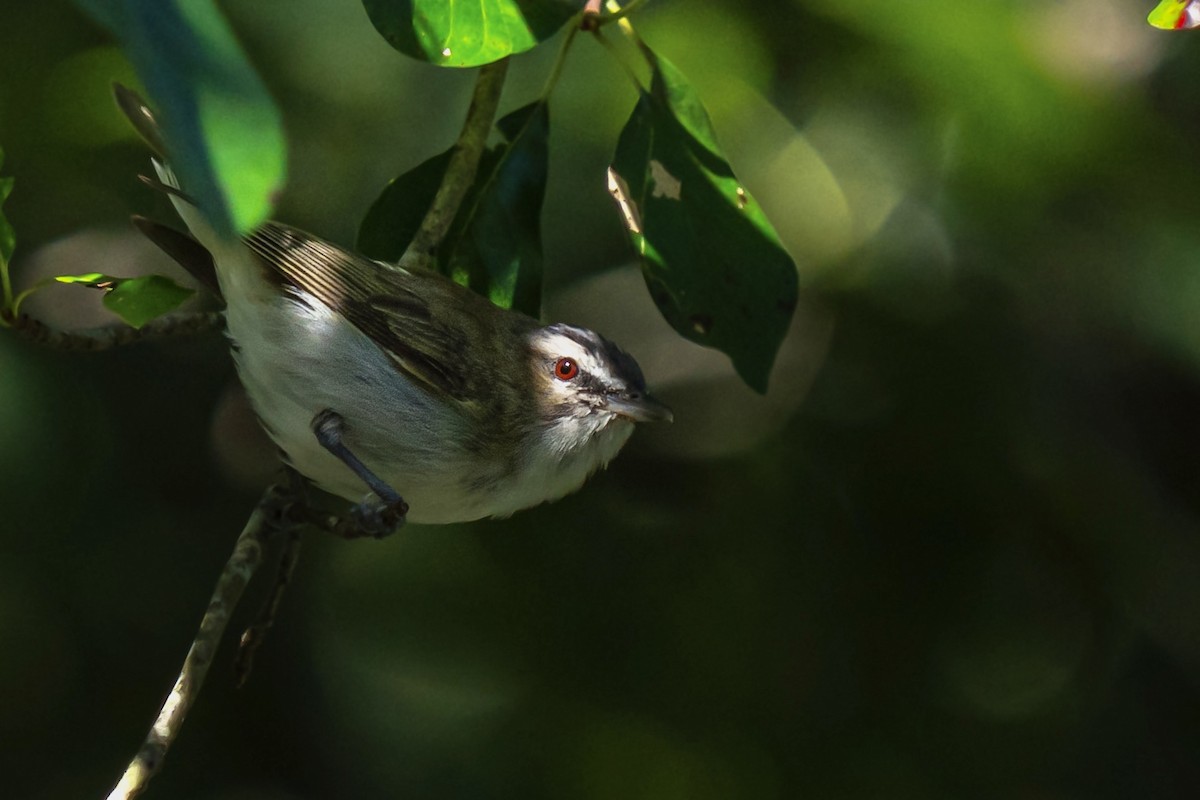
[609,47,798,393]
[362,0,583,67]
[445,102,549,315]
[54,273,112,286]
[54,273,195,329]
[358,102,550,316]
[104,275,195,328]
[357,151,455,264]
[73,0,286,237]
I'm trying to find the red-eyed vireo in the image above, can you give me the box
[116,86,672,534]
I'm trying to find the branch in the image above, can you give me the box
[233,524,303,688]
[105,486,282,800]
[399,59,510,271]
[3,310,222,350]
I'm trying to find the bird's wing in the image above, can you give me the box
[244,222,484,403]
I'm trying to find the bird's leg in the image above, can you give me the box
[311,408,409,538]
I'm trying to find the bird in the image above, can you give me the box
[114,85,672,533]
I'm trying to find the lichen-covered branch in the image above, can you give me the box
[3,309,222,351]
[399,59,510,271]
[105,487,280,800]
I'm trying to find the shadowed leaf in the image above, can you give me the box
[357,151,455,264]
[444,102,548,316]
[609,46,798,393]
[358,102,550,316]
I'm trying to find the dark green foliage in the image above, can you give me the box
[610,47,797,393]
[12,2,1199,799]
[359,102,550,317]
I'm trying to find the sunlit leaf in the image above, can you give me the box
[1148,0,1200,30]
[73,0,286,237]
[362,0,583,67]
[358,102,550,316]
[103,275,195,328]
[610,46,798,393]
[54,272,194,329]
[54,274,111,286]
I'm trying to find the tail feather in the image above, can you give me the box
[131,216,222,298]
[149,157,225,254]
[113,83,167,157]
[115,82,260,302]
[113,82,219,251]
[137,171,192,203]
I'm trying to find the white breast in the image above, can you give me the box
[488,416,635,519]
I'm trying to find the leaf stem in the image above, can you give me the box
[105,487,282,800]
[590,0,651,26]
[591,27,647,94]
[400,59,510,271]
[233,524,303,688]
[1,258,12,318]
[540,20,581,101]
[597,0,660,76]
[11,277,57,318]
[0,150,14,320]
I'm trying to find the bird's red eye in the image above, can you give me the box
[554,357,579,380]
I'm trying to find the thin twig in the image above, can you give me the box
[105,486,282,800]
[3,310,222,351]
[591,26,648,93]
[602,0,641,43]
[399,59,510,271]
[233,524,303,688]
[540,17,581,100]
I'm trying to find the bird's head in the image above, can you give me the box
[527,323,672,457]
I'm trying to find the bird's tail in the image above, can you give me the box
[113,83,241,297]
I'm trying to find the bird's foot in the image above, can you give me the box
[333,495,409,540]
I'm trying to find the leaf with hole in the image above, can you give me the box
[609,45,798,393]
[362,0,583,67]
[73,0,286,237]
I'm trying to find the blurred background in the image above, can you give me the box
[3,0,1200,797]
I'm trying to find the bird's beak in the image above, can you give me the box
[606,392,674,423]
